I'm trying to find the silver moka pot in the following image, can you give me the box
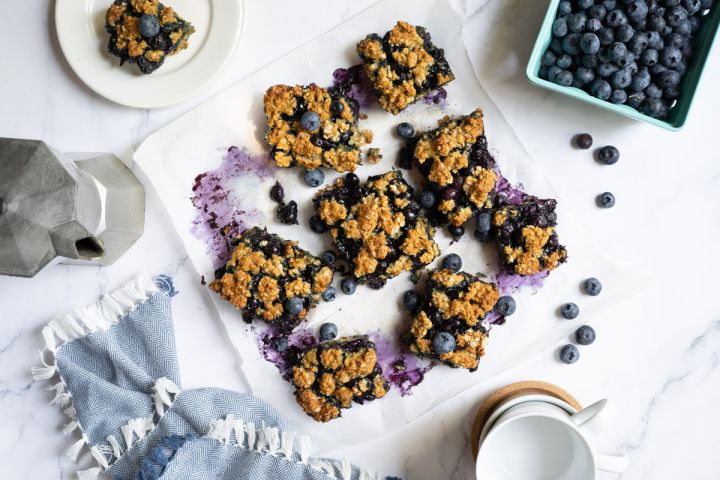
[0,138,144,277]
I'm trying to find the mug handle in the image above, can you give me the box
[596,452,630,473]
[570,399,607,426]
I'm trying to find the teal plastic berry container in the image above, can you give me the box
[527,0,720,131]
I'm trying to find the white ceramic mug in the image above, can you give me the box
[476,398,628,479]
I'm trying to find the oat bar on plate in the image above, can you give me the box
[402,109,498,229]
[264,84,372,173]
[210,227,334,332]
[105,0,195,75]
[404,269,501,371]
[289,336,388,422]
[356,21,455,114]
[492,198,568,276]
[312,171,440,289]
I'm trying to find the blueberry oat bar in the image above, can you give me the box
[209,227,334,332]
[356,21,454,115]
[105,0,195,75]
[402,109,498,228]
[404,269,501,371]
[312,171,440,289]
[264,84,372,173]
[492,198,567,276]
[289,336,388,422]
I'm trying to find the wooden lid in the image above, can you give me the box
[471,381,582,459]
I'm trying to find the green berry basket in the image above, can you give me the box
[526,0,720,131]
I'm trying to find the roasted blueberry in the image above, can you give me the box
[274,336,289,352]
[420,190,437,209]
[575,133,594,149]
[397,122,416,139]
[403,290,420,311]
[304,169,325,187]
[286,297,304,315]
[597,145,620,165]
[340,278,357,295]
[432,331,456,354]
[322,250,337,265]
[321,286,337,302]
[277,201,299,225]
[139,14,160,38]
[442,253,462,272]
[269,181,285,203]
[575,325,596,345]
[560,344,580,364]
[447,224,465,239]
[561,302,580,319]
[319,322,338,341]
[583,277,602,296]
[495,296,517,316]
[330,100,345,115]
[309,215,329,233]
[300,111,321,132]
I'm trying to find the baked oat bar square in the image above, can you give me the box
[209,227,334,332]
[264,84,372,173]
[492,198,568,276]
[401,109,498,229]
[404,269,501,371]
[356,21,455,115]
[105,0,195,75]
[312,171,440,290]
[289,336,388,422]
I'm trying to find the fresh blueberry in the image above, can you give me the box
[319,322,338,341]
[330,100,345,115]
[547,65,563,82]
[309,215,329,233]
[589,5,607,19]
[597,27,615,45]
[555,70,574,86]
[340,278,357,295]
[648,13,667,32]
[597,145,620,164]
[539,67,549,80]
[617,52,636,67]
[584,277,603,296]
[645,83,663,98]
[591,79,613,99]
[667,6,688,26]
[442,253,462,272]
[626,90,646,108]
[611,67,632,88]
[608,42,628,63]
[700,0,714,8]
[640,48,659,66]
[575,66,595,84]
[575,325,596,345]
[628,32,649,54]
[563,33,582,55]
[582,54,599,68]
[615,24,635,42]
[448,224,465,239]
[647,31,664,50]
[626,0,650,20]
[553,17,570,37]
[139,14,160,37]
[420,190,437,209]
[433,332,456,354]
[321,286,337,302]
[662,0,682,6]
[606,9,628,26]
[680,43,693,59]
[403,290,420,311]
[597,61,620,77]
[285,297,304,315]
[557,54,573,69]
[561,302,580,319]
[575,133,594,149]
[688,15,701,32]
[300,111,321,132]
[675,58,688,75]
[664,32,684,48]
[658,69,682,88]
[576,0,594,8]
[550,37,565,54]
[559,0,573,14]
[597,191,616,208]
[269,181,285,203]
[610,89,628,103]
[273,336,288,352]
[560,344,580,364]
[568,12,588,32]
[322,250,337,265]
[580,33,601,54]
[630,67,652,90]
[397,122,416,139]
[673,18,693,36]
[663,85,681,99]
[602,0,617,9]
[586,18,603,32]
[304,168,325,187]
[660,45,682,67]
[542,50,559,66]
[495,296,517,316]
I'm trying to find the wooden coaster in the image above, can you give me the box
[470,381,582,459]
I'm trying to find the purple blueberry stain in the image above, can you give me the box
[422,87,449,107]
[190,146,274,268]
[258,325,318,376]
[332,65,377,111]
[494,269,549,295]
[370,332,433,397]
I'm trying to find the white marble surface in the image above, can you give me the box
[1,0,719,479]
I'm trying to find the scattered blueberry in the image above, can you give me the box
[420,190,437,209]
[285,297,304,315]
[273,336,288,352]
[442,253,462,272]
[561,302,580,319]
[322,250,337,265]
[495,296,517,316]
[139,14,160,38]
[396,122,416,139]
[560,344,580,364]
[340,278,357,295]
[575,325,596,345]
[597,145,620,165]
[403,290,420,311]
[447,224,465,239]
[319,322,338,341]
[309,215,328,233]
[575,133,594,149]
[330,100,345,115]
[597,191,616,208]
[300,111,321,132]
[304,169,325,187]
[583,277,603,296]
[269,181,285,203]
[321,286,337,302]
[432,332,456,355]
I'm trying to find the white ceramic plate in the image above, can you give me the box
[55,0,243,108]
